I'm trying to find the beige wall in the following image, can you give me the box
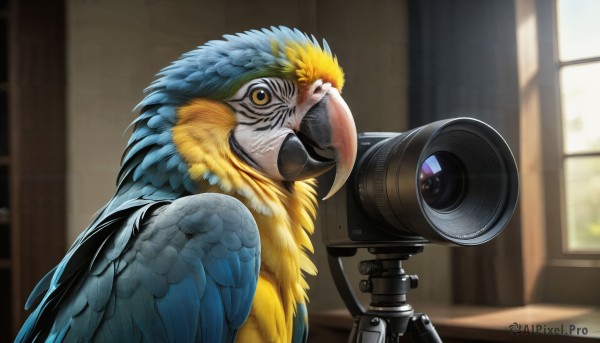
[67,0,450,313]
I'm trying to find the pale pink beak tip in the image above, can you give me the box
[322,88,357,200]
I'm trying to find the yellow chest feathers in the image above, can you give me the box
[172,99,319,342]
[238,182,317,343]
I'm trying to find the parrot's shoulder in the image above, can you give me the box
[17,193,261,342]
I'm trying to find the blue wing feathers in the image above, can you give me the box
[222,230,242,250]
[147,114,169,130]
[292,303,309,343]
[205,253,235,286]
[17,193,260,342]
[84,264,114,311]
[199,277,225,341]
[129,286,155,331]
[17,201,158,343]
[153,244,178,274]
[157,277,200,342]
[185,70,206,83]
[227,252,242,284]
[24,265,58,310]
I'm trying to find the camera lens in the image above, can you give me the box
[355,118,518,246]
[419,153,465,210]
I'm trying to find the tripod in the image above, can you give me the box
[327,246,442,343]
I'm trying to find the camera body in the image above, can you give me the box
[319,118,519,249]
[320,132,428,248]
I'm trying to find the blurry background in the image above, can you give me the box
[1,0,600,341]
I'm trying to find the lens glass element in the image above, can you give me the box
[419,153,465,210]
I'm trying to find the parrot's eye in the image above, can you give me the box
[250,88,271,106]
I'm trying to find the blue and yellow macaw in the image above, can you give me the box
[16,26,357,342]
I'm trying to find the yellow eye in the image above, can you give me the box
[250,88,271,106]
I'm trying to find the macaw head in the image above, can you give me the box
[121,26,356,211]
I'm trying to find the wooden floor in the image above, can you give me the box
[308,303,600,342]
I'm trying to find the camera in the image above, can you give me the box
[319,117,519,248]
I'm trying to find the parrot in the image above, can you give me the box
[15,26,357,342]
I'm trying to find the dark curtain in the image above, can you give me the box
[409,0,520,149]
[408,0,526,306]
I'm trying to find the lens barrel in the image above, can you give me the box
[355,118,519,245]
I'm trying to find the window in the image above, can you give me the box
[555,0,600,252]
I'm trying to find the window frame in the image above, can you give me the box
[539,0,600,263]
[536,0,600,305]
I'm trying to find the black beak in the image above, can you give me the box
[277,88,357,199]
[277,94,336,181]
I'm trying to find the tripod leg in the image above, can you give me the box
[407,313,442,343]
[348,315,387,343]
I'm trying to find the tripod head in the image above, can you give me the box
[358,247,422,313]
[327,246,441,343]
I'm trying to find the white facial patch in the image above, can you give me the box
[227,77,301,179]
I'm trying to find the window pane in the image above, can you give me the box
[565,157,600,251]
[557,0,600,61]
[560,62,600,154]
